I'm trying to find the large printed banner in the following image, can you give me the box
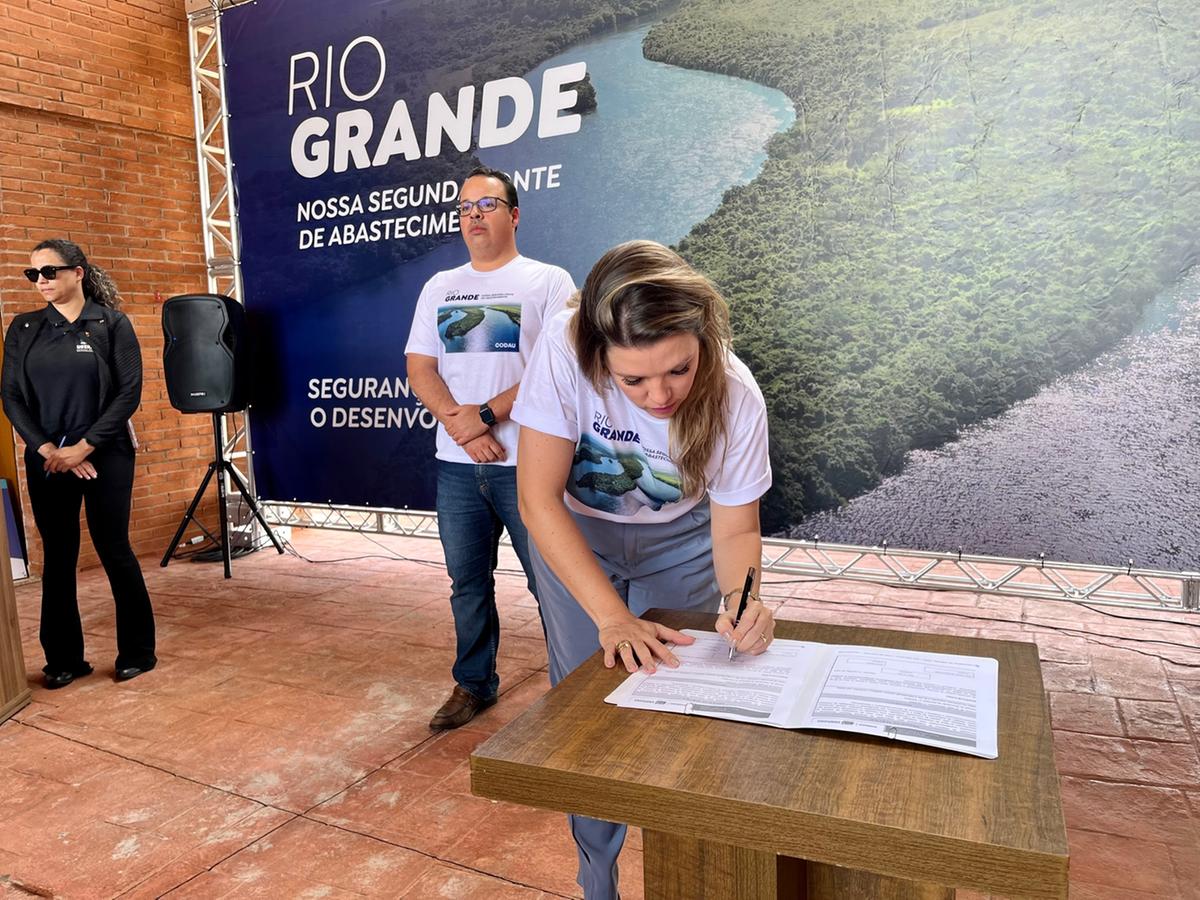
[224,1,1200,570]
[221,0,790,511]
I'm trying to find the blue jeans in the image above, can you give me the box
[436,460,537,700]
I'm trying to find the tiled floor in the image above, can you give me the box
[1,528,1198,898]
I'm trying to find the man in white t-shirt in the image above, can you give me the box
[405,166,575,730]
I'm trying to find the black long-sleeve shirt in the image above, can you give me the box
[2,300,142,452]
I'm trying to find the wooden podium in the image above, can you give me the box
[0,517,30,724]
[472,610,1069,900]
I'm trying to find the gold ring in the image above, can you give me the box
[758,634,768,645]
[615,640,633,654]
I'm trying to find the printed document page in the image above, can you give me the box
[802,644,998,758]
[603,631,826,726]
[604,630,998,758]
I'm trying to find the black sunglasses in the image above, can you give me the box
[23,265,77,283]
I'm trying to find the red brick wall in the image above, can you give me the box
[0,0,218,571]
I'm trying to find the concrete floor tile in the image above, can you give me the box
[317,581,446,612]
[5,529,1195,897]
[0,767,59,827]
[443,801,583,897]
[9,699,58,723]
[159,868,360,898]
[1053,732,1200,786]
[1067,887,1174,900]
[497,635,551,666]
[111,656,243,700]
[138,716,372,811]
[1,724,124,786]
[1040,661,1096,693]
[1091,647,1174,701]
[399,862,555,898]
[311,767,440,825]
[4,818,175,898]
[380,788,501,856]
[617,845,645,900]
[1066,829,1179,896]
[156,622,272,663]
[1059,777,1196,846]
[387,726,492,780]
[1174,680,1200,729]
[432,759,472,794]
[121,807,297,899]
[1032,632,1093,665]
[212,817,434,895]
[1167,842,1200,900]
[376,604,459,648]
[336,718,439,770]
[1049,691,1123,736]
[1119,698,1192,742]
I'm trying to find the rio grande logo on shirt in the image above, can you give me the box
[436,304,521,353]
[569,432,682,515]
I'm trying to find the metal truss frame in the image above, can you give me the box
[189,0,1199,614]
[186,0,244,301]
[186,0,258,534]
[261,502,1200,612]
[262,502,442,541]
[761,540,1200,612]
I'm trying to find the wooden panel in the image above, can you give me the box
[472,609,1068,899]
[643,830,795,900]
[0,512,30,723]
[808,862,953,899]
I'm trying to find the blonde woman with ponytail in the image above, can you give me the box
[2,239,156,689]
[512,240,774,900]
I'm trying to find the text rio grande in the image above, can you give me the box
[289,35,586,179]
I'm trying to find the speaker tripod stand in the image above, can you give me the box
[161,412,284,578]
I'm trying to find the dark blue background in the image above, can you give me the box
[222,0,467,509]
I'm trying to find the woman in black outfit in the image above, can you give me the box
[2,238,156,688]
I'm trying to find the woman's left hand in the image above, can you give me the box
[68,461,98,480]
[45,440,94,473]
[715,597,774,656]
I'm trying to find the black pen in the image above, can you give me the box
[727,565,756,661]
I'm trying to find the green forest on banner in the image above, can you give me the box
[642,0,1199,532]
[407,0,1200,533]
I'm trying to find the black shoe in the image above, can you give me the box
[115,659,156,682]
[44,663,94,690]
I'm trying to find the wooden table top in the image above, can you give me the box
[471,609,1069,900]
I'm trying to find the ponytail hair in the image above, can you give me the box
[32,238,121,308]
[570,240,732,498]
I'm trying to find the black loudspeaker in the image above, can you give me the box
[162,293,247,413]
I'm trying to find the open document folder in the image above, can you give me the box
[605,630,999,758]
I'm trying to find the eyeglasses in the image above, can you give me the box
[456,196,512,216]
[23,265,77,283]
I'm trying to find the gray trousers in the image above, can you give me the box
[529,501,721,900]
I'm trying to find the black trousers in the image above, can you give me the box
[24,445,156,673]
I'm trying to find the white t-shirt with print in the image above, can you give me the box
[512,309,772,523]
[405,255,575,466]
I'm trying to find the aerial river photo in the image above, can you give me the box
[790,268,1200,571]
[400,19,796,287]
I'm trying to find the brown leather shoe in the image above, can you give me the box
[429,685,496,731]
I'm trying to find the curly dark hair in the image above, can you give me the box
[32,238,121,308]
